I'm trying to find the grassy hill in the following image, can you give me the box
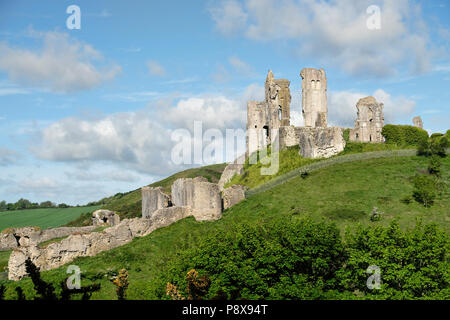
[0,206,101,232]
[2,153,448,299]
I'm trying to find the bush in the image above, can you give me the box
[428,155,442,176]
[163,218,346,300]
[430,136,449,157]
[337,221,449,299]
[382,124,428,147]
[412,174,437,207]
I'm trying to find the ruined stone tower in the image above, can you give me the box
[300,68,327,128]
[246,70,291,155]
[412,116,423,129]
[349,96,384,143]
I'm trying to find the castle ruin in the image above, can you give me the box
[246,70,291,156]
[247,68,345,159]
[300,68,327,128]
[349,96,384,143]
[412,116,423,129]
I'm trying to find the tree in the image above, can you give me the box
[163,218,346,300]
[428,155,442,177]
[412,174,437,207]
[39,201,55,208]
[16,198,32,210]
[430,136,448,157]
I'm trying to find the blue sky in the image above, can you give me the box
[0,0,449,205]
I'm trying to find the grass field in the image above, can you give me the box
[2,154,448,299]
[0,206,101,232]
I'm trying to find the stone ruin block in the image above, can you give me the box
[92,209,120,227]
[300,68,327,128]
[141,186,171,219]
[171,177,222,221]
[298,127,345,159]
[349,96,384,143]
[218,162,244,191]
[412,116,423,129]
[222,185,247,210]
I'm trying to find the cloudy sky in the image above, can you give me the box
[0,0,449,205]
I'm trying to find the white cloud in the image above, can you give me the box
[210,0,433,77]
[0,87,30,96]
[65,168,140,182]
[209,0,248,35]
[162,96,246,131]
[147,60,167,77]
[0,148,21,166]
[228,56,253,76]
[0,30,121,93]
[32,87,253,175]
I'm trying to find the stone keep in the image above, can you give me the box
[141,186,171,219]
[349,96,384,143]
[300,68,327,128]
[412,116,423,129]
[247,70,291,155]
[171,177,222,221]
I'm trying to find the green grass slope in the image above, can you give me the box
[2,154,448,299]
[102,163,226,219]
[0,206,101,232]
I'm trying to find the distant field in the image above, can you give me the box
[0,206,101,231]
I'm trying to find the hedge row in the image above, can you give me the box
[382,124,428,146]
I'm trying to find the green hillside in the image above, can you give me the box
[0,206,101,232]
[2,153,448,299]
[101,163,226,219]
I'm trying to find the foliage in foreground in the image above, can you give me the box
[160,218,449,300]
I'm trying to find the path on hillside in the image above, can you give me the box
[245,149,418,197]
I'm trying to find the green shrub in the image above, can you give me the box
[337,221,449,299]
[428,155,442,176]
[343,128,350,143]
[382,124,428,147]
[430,136,449,157]
[412,174,437,207]
[163,218,346,300]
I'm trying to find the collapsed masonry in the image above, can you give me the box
[142,176,247,222]
[247,68,345,159]
[8,178,247,280]
[0,226,97,252]
[349,96,384,143]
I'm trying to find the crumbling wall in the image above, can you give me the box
[141,186,171,219]
[222,185,246,210]
[171,177,222,221]
[8,206,195,281]
[298,127,345,159]
[92,209,120,227]
[217,153,246,191]
[349,96,384,143]
[247,70,291,156]
[0,226,96,251]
